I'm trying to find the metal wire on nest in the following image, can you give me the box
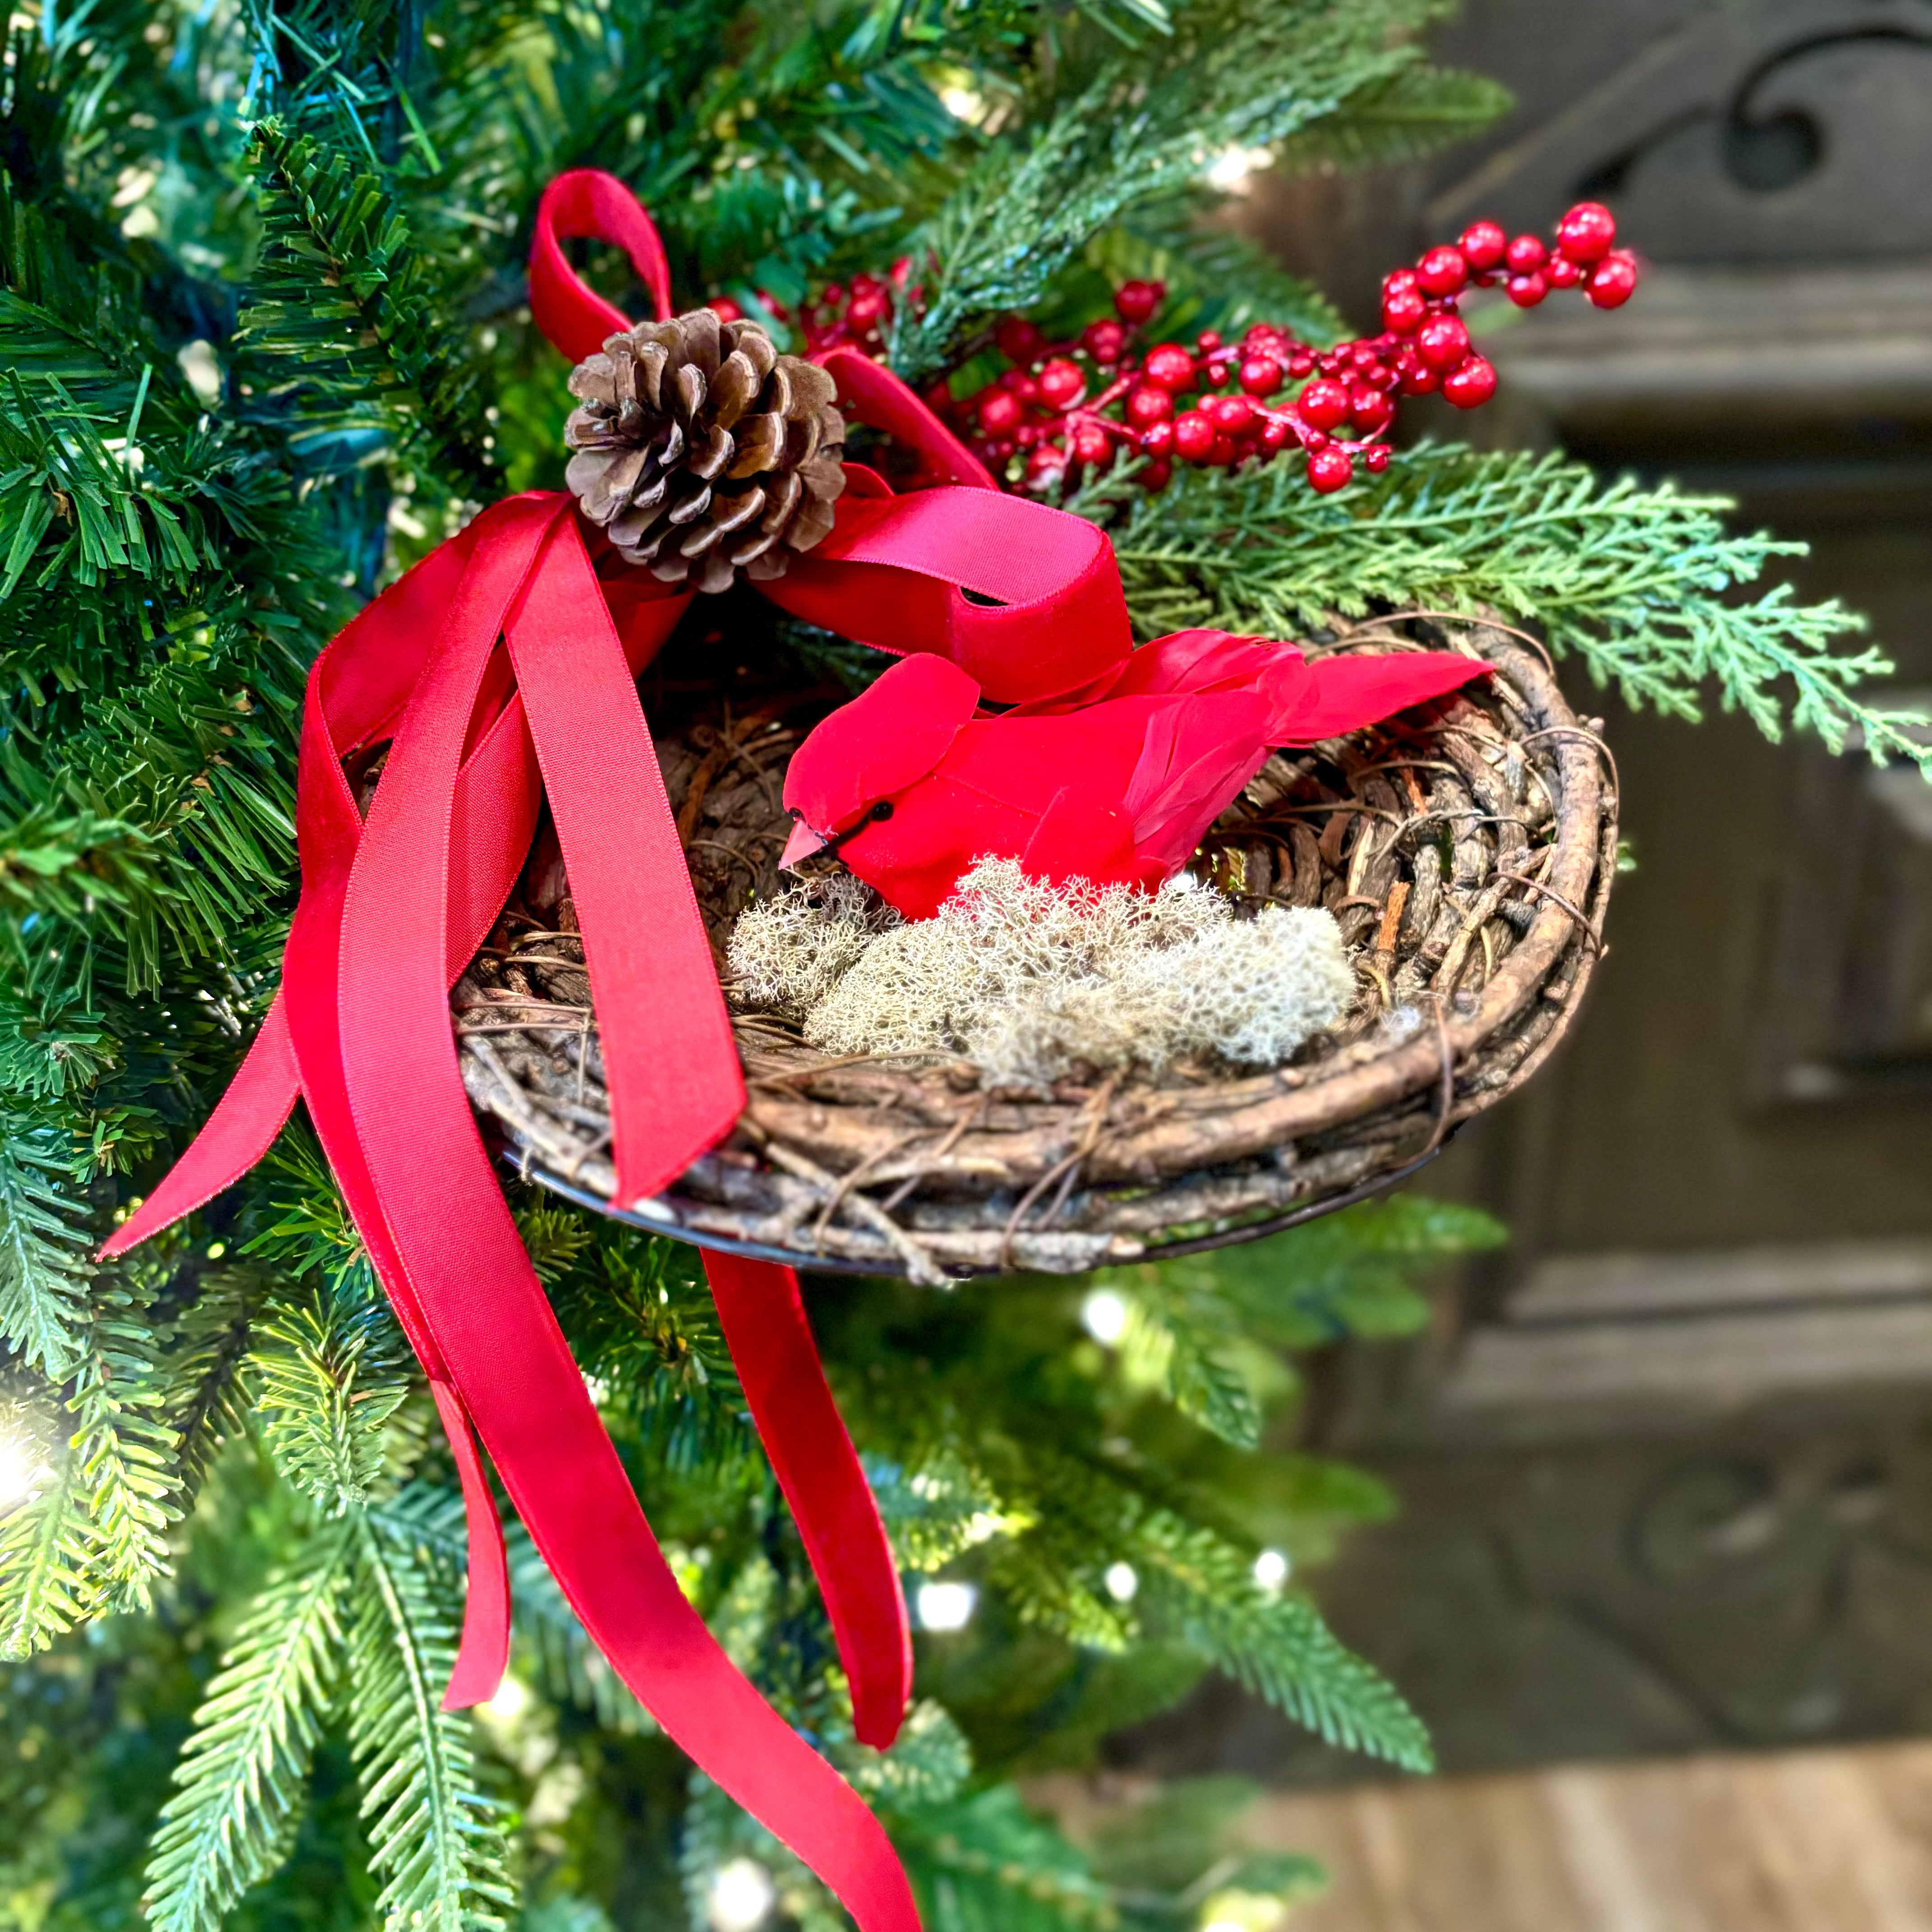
[455,611,1616,1282]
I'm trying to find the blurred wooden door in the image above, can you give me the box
[1118,0,1932,1783]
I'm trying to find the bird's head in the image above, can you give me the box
[780,652,982,868]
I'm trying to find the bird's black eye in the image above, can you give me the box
[870,800,894,821]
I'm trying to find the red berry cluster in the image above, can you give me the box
[934,202,1636,497]
[1412,202,1638,318]
[703,264,914,354]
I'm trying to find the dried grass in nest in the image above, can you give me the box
[455,612,1617,1282]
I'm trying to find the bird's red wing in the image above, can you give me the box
[1022,783,1140,889]
[1275,650,1487,742]
[1008,629,1303,713]
[1123,693,1278,879]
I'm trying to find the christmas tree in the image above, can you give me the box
[0,4,1916,1929]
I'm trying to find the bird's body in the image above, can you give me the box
[781,632,1487,919]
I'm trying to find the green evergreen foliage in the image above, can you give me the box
[883,0,1507,378]
[1075,446,1928,766]
[0,0,1905,1927]
[0,1113,93,1378]
[252,1287,415,1513]
[146,1518,354,1932]
[346,1498,515,1932]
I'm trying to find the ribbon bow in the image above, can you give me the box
[103,171,1157,1932]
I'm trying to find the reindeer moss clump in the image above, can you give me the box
[727,858,1355,1083]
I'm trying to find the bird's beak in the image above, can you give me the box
[780,817,828,870]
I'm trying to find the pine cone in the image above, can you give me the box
[564,308,845,595]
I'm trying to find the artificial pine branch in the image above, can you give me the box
[889,1786,1114,1932]
[1114,1284,1264,1449]
[66,1283,186,1613]
[541,1219,754,1476]
[1139,1523,1433,1769]
[243,123,499,499]
[0,1110,93,1378]
[252,1285,416,1514]
[143,1516,355,1932]
[1268,64,1512,172]
[0,1285,185,1650]
[0,1439,91,1656]
[349,1495,515,1932]
[161,1265,264,1496]
[248,1122,381,1298]
[971,1444,1428,1768]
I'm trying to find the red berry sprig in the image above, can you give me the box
[709,262,917,354]
[933,202,1635,497]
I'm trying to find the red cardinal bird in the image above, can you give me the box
[780,631,1487,919]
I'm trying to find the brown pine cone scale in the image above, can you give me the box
[564,308,845,594]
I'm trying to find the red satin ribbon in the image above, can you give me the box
[101,170,1180,1929]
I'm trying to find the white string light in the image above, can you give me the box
[1252,1548,1291,1591]
[915,1580,978,1632]
[707,1858,777,1932]
[1203,144,1272,193]
[1080,1289,1128,1345]
[0,1440,48,1513]
[480,1675,529,1721]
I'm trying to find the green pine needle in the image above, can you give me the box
[890,0,1486,377]
[893,1786,1114,1932]
[1160,1567,1433,1771]
[70,1286,187,1613]
[0,1439,92,1657]
[1270,64,1512,173]
[243,123,500,499]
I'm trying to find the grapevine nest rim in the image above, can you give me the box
[455,609,1617,1282]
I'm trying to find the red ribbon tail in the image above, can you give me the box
[433,1380,514,1710]
[502,521,742,1201]
[330,504,921,1931]
[530,170,674,363]
[705,1253,913,1749]
[817,345,995,491]
[97,1001,301,1261]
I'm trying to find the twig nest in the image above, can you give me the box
[456,615,1619,1277]
[564,308,846,593]
[730,859,1356,1085]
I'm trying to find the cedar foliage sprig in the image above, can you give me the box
[1072,444,1929,768]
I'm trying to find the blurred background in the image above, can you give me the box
[1092,1,1932,1920]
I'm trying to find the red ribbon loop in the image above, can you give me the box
[529,169,675,359]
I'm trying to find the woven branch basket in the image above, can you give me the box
[456,611,1616,1281]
